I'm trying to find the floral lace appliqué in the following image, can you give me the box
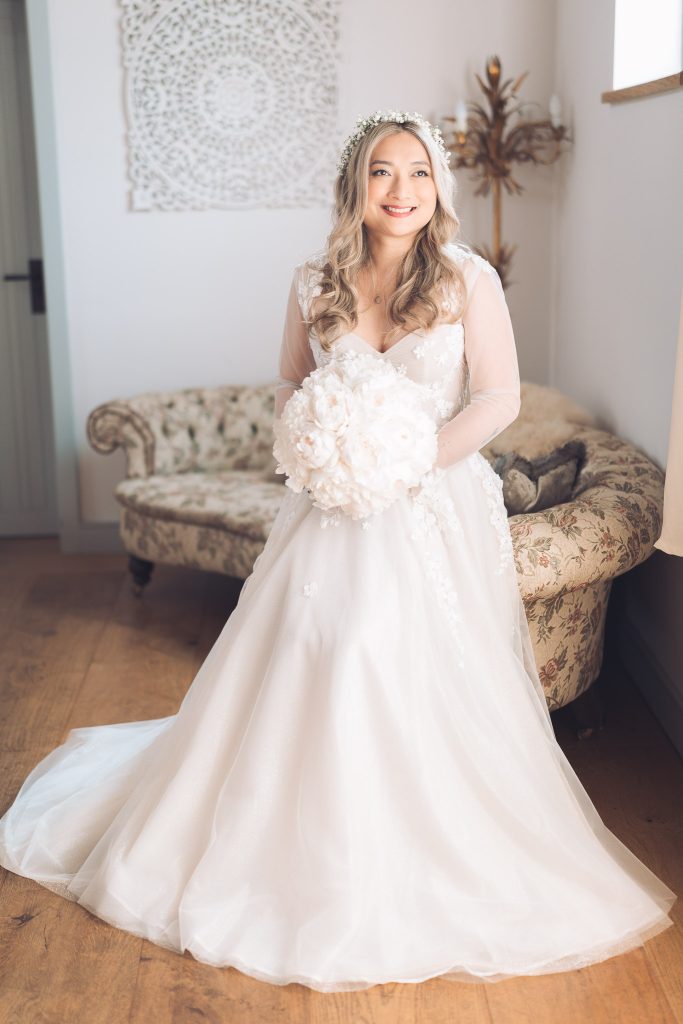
[409,326,465,428]
[408,467,466,668]
[469,453,514,574]
[309,335,332,367]
[318,507,376,529]
[411,327,462,363]
[319,508,342,528]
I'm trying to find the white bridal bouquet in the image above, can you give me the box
[272,350,439,520]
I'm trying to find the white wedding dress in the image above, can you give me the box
[0,242,676,991]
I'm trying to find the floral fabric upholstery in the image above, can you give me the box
[87,382,664,712]
[116,469,283,541]
[87,385,280,479]
[119,504,271,583]
[510,425,664,599]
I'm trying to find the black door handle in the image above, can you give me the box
[2,258,46,314]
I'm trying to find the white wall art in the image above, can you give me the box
[119,0,341,210]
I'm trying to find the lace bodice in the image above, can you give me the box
[275,241,521,470]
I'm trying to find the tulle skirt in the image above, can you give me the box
[0,452,676,991]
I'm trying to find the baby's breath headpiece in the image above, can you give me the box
[336,109,451,176]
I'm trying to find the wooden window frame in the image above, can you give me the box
[602,70,683,103]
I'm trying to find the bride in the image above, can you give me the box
[0,109,676,992]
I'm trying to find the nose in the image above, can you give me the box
[387,171,416,202]
[387,189,415,202]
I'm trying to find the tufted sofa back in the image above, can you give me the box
[88,384,278,478]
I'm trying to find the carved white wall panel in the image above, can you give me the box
[119,0,340,210]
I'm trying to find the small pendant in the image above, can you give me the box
[373,295,382,304]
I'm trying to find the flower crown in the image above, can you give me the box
[336,109,451,176]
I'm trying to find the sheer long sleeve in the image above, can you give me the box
[434,262,521,470]
[274,266,317,420]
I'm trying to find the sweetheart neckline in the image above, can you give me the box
[345,321,463,356]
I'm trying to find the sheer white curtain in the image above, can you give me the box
[653,283,683,556]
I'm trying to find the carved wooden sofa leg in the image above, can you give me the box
[570,675,607,740]
[128,555,154,596]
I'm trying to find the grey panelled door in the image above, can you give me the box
[0,0,57,536]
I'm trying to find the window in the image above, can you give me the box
[602,0,683,102]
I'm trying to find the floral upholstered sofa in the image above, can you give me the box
[86,383,664,719]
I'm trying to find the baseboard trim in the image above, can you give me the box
[617,613,683,760]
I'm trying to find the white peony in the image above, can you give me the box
[272,350,439,520]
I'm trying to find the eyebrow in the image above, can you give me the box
[369,159,430,166]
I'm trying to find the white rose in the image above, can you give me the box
[310,387,352,433]
[293,427,337,469]
[271,350,439,520]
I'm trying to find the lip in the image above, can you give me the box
[381,205,416,218]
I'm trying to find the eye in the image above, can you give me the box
[370,169,430,177]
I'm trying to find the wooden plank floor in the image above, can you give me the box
[0,537,680,1024]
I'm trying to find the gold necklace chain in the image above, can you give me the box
[368,256,400,306]
[362,257,399,344]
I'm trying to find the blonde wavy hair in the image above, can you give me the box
[307,118,469,353]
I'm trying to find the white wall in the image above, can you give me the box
[552,0,683,460]
[39,0,557,524]
[552,0,683,755]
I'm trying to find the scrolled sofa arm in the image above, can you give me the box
[87,401,156,479]
[512,426,665,602]
[87,384,277,479]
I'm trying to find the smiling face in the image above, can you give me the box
[362,130,438,242]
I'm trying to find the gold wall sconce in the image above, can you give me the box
[442,55,573,290]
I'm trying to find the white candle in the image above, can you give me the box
[549,94,562,128]
[455,99,469,133]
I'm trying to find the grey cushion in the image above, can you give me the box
[488,440,587,514]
